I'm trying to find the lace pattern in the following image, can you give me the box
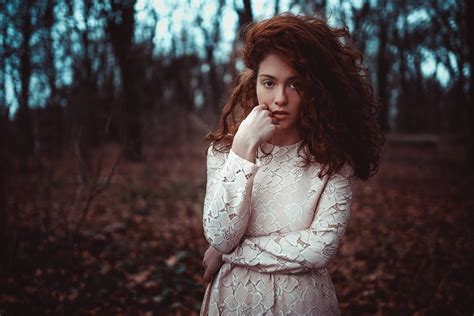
[201,142,353,315]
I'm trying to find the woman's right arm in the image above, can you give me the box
[221,165,353,273]
[202,145,260,254]
[203,104,277,254]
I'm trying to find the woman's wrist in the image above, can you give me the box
[211,246,224,257]
[231,133,259,163]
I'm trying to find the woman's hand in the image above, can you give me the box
[202,245,225,282]
[232,104,278,162]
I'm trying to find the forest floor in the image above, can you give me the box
[1,136,473,315]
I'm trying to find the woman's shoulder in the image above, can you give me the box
[327,164,355,192]
[207,142,229,154]
[206,142,230,164]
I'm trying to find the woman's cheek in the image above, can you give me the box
[256,86,263,104]
[256,85,271,104]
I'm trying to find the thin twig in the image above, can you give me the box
[71,150,122,247]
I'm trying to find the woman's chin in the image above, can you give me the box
[275,123,296,132]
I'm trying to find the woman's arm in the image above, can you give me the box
[202,245,225,282]
[222,165,353,273]
[202,145,260,254]
[202,104,277,254]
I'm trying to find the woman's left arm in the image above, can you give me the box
[222,166,353,274]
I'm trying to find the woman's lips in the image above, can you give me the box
[272,111,290,119]
[272,111,289,115]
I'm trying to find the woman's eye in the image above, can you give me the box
[289,81,300,90]
[262,80,274,88]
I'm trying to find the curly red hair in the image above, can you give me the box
[207,14,384,180]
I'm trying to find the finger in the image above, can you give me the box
[258,103,269,111]
[262,106,275,118]
[203,271,210,282]
[268,114,279,124]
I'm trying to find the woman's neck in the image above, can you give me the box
[266,129,302,146]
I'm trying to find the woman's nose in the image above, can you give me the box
[274,87,288,106]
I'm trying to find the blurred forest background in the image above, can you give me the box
[0,0,473,315]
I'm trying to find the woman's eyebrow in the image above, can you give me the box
[258,74,299,80]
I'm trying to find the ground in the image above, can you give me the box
[1,137,473,315]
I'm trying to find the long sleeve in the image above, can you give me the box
[221,165,353,273]
[202,145,260,254]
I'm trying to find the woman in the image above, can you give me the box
[200,13,383,315]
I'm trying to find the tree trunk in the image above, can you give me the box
[464,0,474,169]
[240,0,253,29]
[106,0,142,161]
[17,1,34,169]
[376,18,390,131]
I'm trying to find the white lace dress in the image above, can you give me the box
[200,141,353,315]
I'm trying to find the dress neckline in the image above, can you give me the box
[258,140,304,160]
[262,139,303,149]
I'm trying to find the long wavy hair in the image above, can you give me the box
[207,13,384,180]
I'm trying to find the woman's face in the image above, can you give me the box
[256,53,303,136]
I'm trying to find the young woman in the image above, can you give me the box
[200,13,384,315]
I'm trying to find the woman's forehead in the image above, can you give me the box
[257,53,299,79]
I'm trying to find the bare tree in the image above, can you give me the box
[463,0,474,166]
[0,0,8,115]
[0,0,7,254]
[196,0,226,112]
[375,0,390,131]
[235,0,253,29]
[16,0,35,168]
[105,0,142,161]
